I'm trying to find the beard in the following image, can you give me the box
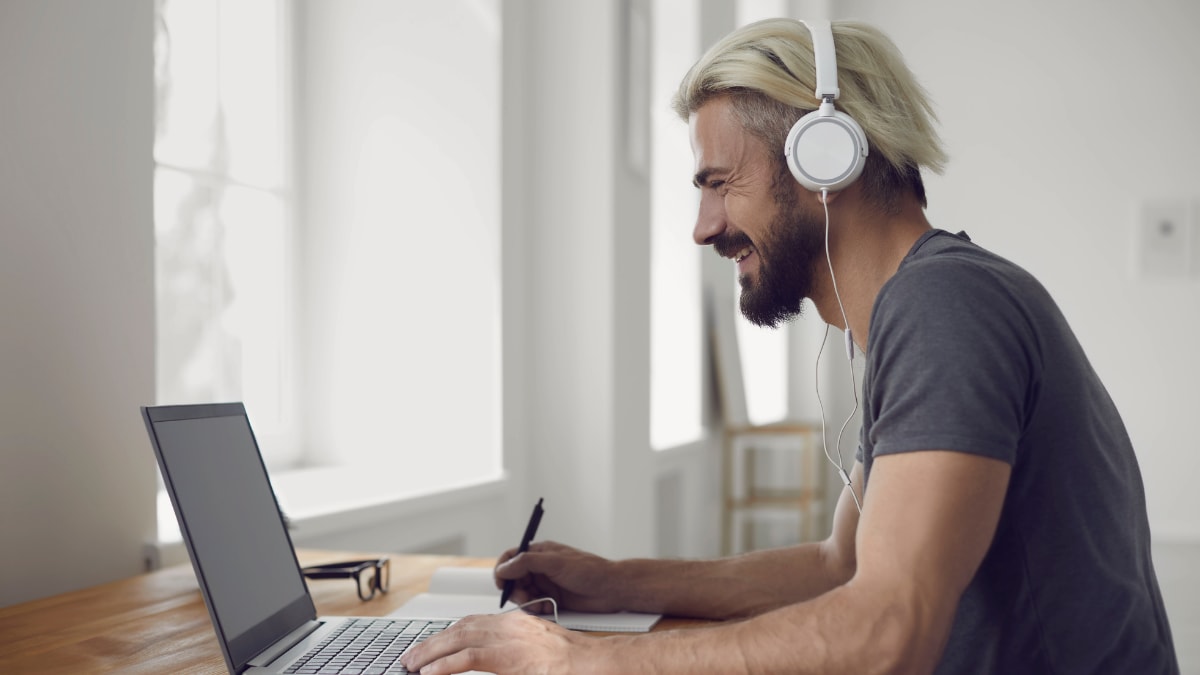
[714,179,826,328]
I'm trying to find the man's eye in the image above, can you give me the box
[710,180,726,190]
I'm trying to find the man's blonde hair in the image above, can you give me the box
[673,19,947,211]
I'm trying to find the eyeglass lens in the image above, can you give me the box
[355,560,390,601]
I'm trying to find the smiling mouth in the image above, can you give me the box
[732,247,752,263]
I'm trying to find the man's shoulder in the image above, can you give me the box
[880,232,1036,310]
[878,249,1006,317]
[870,232,1049,355]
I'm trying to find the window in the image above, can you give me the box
[650,0,704,450]
[154,1,503,493]
[734,0,792,425]
[650,0,794,444]
[734,287,791,424]
[154,0,297,467]
[291,1,503,486]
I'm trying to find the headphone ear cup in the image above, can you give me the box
[784,109,869,192]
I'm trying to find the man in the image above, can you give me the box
[402,18,1178,674]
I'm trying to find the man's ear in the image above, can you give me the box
[817,188,842,206]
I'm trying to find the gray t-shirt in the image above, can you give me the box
[859,230,1178,674]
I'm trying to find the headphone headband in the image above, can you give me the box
[784,19,869,193]
[798,20,839,101]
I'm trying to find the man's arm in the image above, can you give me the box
[404,450,1010,674]
[494,463,864,620]
[717,450,1011,672]
[615,461,863,619]
[619,450,1011,674]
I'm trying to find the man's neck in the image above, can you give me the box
[810,194,932,353]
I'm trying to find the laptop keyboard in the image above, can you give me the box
[283,618,452,675]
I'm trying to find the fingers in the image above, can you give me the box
[494,552,568,610]
[495,540,566,574]
[400,612,569,675]
[400,615,479,675]
[494,542,569,605]
[492,542,622,614]
[499,577,556,614]
[416,649,483,675]
[496,545,565,581]
[496,539,561,566]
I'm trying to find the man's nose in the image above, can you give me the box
[692,191,725,246]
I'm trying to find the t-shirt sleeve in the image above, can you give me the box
[865,257,1040,465]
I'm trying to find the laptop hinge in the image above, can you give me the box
[247,620,323,668]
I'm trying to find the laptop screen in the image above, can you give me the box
[144,403,314,671]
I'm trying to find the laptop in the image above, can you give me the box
[142,402,462,674]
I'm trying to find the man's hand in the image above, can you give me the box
[493,541,624,614]
[399,612,584,675]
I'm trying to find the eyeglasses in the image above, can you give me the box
[301,558,390,601]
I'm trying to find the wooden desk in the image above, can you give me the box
[0,550,704,674]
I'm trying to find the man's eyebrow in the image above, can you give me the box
[692,167,727,188]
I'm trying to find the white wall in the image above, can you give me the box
[294,0,503,486]
[0,0,157,607]
[839,0,1200,540]
[503,0,658,560]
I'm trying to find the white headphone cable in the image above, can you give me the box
[818,188,863,513]
[503,597,560,625]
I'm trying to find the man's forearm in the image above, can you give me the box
[608,540,853,620]
[578,580,931,675]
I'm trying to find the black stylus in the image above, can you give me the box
[500,497,544,608]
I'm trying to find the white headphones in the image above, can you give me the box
[784,20,869,193]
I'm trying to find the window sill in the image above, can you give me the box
[149,466,508,569]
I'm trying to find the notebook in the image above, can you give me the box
[142,402,483,675]
[393,566,661,633]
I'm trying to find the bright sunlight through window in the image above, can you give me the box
[154,0,296,466]
[650,0,704,451]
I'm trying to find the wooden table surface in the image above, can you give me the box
[0,550,706,674]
